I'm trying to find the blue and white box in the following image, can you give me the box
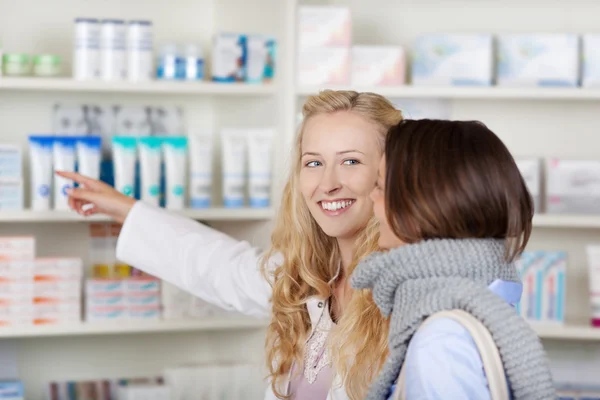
[497,34,580,87]
[411,34,494,86]
[582,34,600,87]
[541,251,566,324]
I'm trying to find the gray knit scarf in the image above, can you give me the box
[351,238,556,400]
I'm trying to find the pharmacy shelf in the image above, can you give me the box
[533,214,600,229]
[0,316,268,339]
[0,208,275,223]
[297,85,600,101]
[534,324,600,341]
[0,77,277,95]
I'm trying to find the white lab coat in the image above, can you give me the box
[116,201,350,400]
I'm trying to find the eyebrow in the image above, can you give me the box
[301,149,365,157]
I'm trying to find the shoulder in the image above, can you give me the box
[403,317,491,400]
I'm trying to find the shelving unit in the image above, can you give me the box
[0,208,275,223]
[0,317,268,339]
[534,325,600,341]
[297,85,600,101]
[0,77,278,95]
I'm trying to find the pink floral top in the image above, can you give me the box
[288,304,335,399]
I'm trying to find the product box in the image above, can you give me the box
[34,258,83,281]
[515,159,542,213]
[86,306,128,322]
[113,106,153,136]
[546,159,600,214]
[497,34,580,87]
[0,237,35,261]
[33,315,81,325]
[515,251,545,321]
[0,282,33,296]
[34,300,81,315]
[540,251,566,324]
[0,260,33,278]
[351,46,405,86]
[117,385,171,400]
[34,281,81,297]
[212,33,246,83]
[0,381,24,400]
[0,179,23,211]
[412,34,494,86]
[583,34,600,87]
[246,35,269,83]
[0,145,22,180]
[126,293,160,307]
[128,305,161,320]
[297,47,350,86]
[86,279,125,295]
[298,6,351,49]
[86,293,125,307]
[124,278,160,293]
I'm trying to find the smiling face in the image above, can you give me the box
[371,156,404,250]
[299,111,383,240]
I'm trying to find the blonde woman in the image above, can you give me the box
[58,90,403,400]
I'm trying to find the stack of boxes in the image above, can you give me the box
[34,257,82,325]
[85,278,161,322]
[297,6,405,87]
[0,236,83,326]
[297,6,352,86]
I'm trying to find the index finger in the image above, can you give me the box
[55,171,99,187]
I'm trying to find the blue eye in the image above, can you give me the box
[343,159,360,165]
[305,161,322,167]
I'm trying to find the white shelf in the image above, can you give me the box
[534,324,600,341]
[533,214,600,229]
[0,77,277,96]
[0,316,268,339]
[297,85,600,100]
[0,208,275,223]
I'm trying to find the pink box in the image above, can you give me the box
[351,46,406,86]
[0,236,35,260]
[299,6,351,49]
[298,47,350,86]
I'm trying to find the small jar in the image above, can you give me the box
[3,53,31,76]
[33,54,62,77]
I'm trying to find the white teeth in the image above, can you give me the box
[322,200,353,211]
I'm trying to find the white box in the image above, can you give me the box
[86,279,125,295]
[298,6,351,49]
[546,159,600,214]
[34,258,83,280]
[86,306,128,322]
[126,293,160,307]
[497,34,579,87]
[34,281,81,296]
[0,145,22,180]
[391,98,452,120]
[128,306,161,320]
[351,46,405,86]
[124,279,160,294]
[411,34,493,86]
[0,179,23,211]
[117,385,171,400]
[515,159,542,213]
[0,237,35,261]
[0,260,33,278]
[86,293,125,307]
[298,47,350,86]
[582,34,600,87]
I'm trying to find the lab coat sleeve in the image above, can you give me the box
[116,201,277,318]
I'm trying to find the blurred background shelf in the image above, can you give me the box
[0,77,277,95]
[0,208,275,223]
[533,214,600,229]
[297,85,600,100]
[0,317,268,339]
[534,325,600,341]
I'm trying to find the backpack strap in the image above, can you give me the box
[392,309,509,400]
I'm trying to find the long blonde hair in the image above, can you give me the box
[261,90,403,399]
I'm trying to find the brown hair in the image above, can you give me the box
[384,119,533,260]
